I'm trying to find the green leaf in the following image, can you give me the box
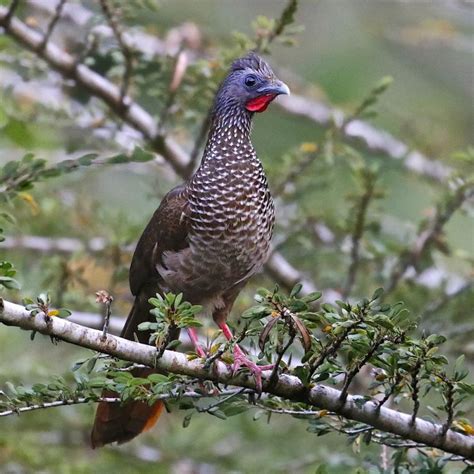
[148,374,168,384]
[107,154,130,164]
[288,300,308,313]
[78,153,99,166]
[56,308,72,318]
[130,146,155,162]
[242,305,270,319]
[137,322,154,331]
[207,407,227,420]
[371,287,384,301]
[148,297,163,307]
[457,382,474,395]
[302,291,322,303]
[425,334,446,346]
[373,75,394,94]
[290,282,303,298]
[183,413,193,428]
[0,276,20,290]
[293,365,310,386]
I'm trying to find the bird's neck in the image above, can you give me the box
[203,107,254,162]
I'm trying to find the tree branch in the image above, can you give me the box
[0,389,252,417]
[0,397,120,417]
[1,298,472,459]
[342,169,378,298]
[2,233,468,302]
[385,181,474,295]
[0,6,189,177]
[276,95,452,183]
[37,0,67,52]
[0,6,455,300]
[98,0,133,107]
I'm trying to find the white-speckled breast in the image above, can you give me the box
[157,118,274,300]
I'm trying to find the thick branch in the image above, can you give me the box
[0,6,189,177]
[1,298,472,459]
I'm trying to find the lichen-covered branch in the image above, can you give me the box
[1,298,472,459]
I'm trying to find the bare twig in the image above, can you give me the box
[339,334,387,404]
[38,0,67,52]
[3,0,20,27]
[159,50,188,130]
[440,375,455,438]
[342,169,378,298]
[420,281,473,321]
[99,0,133,107]
[410,357,422,426]
[95,290,114,340]
[203,322,250,369]
[0,397,120,417]
[0,388,254,417]
[255,404,331,417]
[268,325,295,386]
[273,146,320,197]
[1,297,472,459]
[376,372,403,413]
[308,319,361,377]
[385,181,474,295]
[188,111,212,174]
[255,0,299,53]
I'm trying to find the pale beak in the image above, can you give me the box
[257,80,290,97]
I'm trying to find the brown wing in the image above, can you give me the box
[91,184,188,448]
[129,183,189,297]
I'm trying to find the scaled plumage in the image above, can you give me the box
[91,52,289,448]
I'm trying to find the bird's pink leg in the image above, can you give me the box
[187,328,206,358]
[217,322,273,392]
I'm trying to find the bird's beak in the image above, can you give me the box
[257,80,290,97]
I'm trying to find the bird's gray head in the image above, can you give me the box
[213,52,290,120]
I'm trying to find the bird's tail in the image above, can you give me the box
[90,290,176,448]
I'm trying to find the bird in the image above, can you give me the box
[90,52,290,448]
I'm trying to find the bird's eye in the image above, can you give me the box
[244,75,257,87]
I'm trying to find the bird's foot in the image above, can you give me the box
[232,345,273,393]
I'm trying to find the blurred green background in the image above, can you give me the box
[0,0,473,472]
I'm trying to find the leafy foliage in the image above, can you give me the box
[2,285,473,469]
[0,0,473,471]
[138,293,202,351]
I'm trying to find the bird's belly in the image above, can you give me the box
[158,205,273,301]
[190,211,273,280]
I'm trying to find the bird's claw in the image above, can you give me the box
[231,346,274,393]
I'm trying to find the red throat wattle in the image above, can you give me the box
[245,94,277,113]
